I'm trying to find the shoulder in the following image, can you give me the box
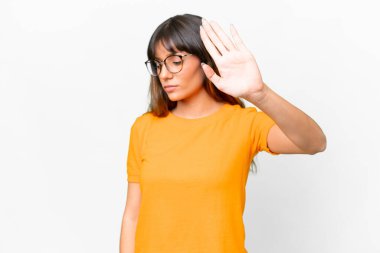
[228,104,260,118]
[131,111,156,132]
[228,105,273,128]
[241,106,259,114]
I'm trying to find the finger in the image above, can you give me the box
[207,20,236,52]
[230,24,247,50]
[201,63,221,86]
[201,19,229,55]
[200,25,222,60]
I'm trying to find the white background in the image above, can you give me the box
[1,0,379,252]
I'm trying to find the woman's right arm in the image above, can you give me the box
[119,182,142,253]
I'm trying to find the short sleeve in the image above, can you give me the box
[248,107,280,157]
[126,116,144,183]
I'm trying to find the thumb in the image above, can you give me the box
[201,63,221,85]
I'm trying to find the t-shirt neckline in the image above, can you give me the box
[168,103,229,123]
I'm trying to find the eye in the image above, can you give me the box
[168,55,182,65]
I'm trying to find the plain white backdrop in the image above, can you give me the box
[0,0,379,252]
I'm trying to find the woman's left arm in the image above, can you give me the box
[199,18,326,155]
[242,82,326,155]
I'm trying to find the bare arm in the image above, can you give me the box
[244,83,327,154]
[119,182,141,253]
[198,20,326,154]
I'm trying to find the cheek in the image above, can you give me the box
[181,66,205,87]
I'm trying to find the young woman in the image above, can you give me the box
[120,13,326,253]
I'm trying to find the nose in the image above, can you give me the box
[158,63,172,79]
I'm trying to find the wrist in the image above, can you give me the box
[244,82,270,106]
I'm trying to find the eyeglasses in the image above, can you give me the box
[144,54,193,76]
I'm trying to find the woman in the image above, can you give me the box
[120,13,326,253]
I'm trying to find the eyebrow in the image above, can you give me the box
[155,52,182,61]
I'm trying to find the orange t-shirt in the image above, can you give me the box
[126,103,279,253]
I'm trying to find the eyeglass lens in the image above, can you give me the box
[147,55,183,76]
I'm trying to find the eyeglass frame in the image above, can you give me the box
[144,53,193,76]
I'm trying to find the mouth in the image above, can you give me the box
[163,85,178,92]
[163,85,178,88]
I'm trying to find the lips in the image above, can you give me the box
[163,85,178,88]
[163,85,178,92]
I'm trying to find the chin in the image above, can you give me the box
[166,93,183,102]
[166,87,199,102]
[167,92,190,101]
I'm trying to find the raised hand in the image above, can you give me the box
[199,19,267,102]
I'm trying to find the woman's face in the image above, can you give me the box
[154,41,206,102]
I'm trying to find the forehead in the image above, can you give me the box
[154,40,185,61]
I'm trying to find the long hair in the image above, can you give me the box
[144,13,258,174]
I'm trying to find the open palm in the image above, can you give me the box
[200,19,265,101]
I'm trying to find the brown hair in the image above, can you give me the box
[144,13,258,174]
